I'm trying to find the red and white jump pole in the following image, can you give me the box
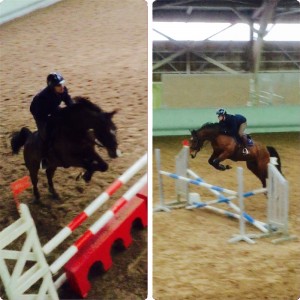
[50,173,147,274]
[43,153,147,255]
[0,154,148,299]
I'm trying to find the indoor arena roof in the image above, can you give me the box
[153,0,300,23]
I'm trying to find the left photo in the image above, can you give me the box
[0,0,148,299]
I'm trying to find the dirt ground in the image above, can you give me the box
[0,1,147,299]
[153,134,300,300]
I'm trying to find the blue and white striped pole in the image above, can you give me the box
[185,169,268,233]
[159,170,237,195]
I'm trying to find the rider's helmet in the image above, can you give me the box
[47,72,65,88]
[216,108,227,116]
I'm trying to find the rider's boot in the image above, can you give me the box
[40,137,52,169]
[241,135,249,155]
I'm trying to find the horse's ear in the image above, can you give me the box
[106,109,119,119]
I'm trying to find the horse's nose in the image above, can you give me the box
[190,151,197,159]
[108,148,121,158]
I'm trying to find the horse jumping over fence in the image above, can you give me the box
[189,122,282,188]
[10,97,121,201]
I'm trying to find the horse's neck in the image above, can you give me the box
[199,129,218,142]
[60,109,96,131]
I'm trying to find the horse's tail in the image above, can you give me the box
[267,146,282,174]
[11,127,32,154]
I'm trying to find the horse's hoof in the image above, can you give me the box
[51,192,61,200]
[99,163,108,172]
[48,187,60,200]
[33,187,41,201]
[225,165,232,170]
[82,173,92,182]
[76,172,83,181]
[76,186,84,193]
[31,198,40,205]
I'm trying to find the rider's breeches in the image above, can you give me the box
[238,122,247,137]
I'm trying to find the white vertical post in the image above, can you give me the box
[175,144,189,202]
[267,163,297,243]
[153,148,170,212]
[228,167,257,244]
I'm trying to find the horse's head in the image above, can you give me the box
[70,97,121,159]
[94,109,121,159]
[189,129,203,159]
[189,123,220,158]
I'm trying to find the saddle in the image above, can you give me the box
[245,134,254,146]
[221,130,253,147]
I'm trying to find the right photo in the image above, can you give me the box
[152,1,300,299]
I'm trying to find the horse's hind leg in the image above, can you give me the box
[246,161,267,187]
[46,167,60,199]
[29,167,40,201]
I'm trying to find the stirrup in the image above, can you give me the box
[242,148,249,155]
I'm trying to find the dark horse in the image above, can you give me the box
[11,96,120,201]
[189,122,282,187]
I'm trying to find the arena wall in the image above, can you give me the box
[153,105,300,136]
[0,0,62,25]
[153,73,300,136]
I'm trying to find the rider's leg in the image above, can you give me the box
[238,122,249,154]
[35,119,49,168]
[45,122,55,155]
[35,119,47,141]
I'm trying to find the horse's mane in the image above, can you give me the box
[72,96,103,113]
[197,122,221,132]
[51,96,105,130]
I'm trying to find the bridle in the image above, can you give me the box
[190,133,202,158]
[87,128,116,149]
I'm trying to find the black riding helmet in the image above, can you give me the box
[216,108,227,116]
[47,72,65,88]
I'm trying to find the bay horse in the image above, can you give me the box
[11,96,120,201]
[189,122,282,187]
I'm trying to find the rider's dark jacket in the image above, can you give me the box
[30,86,73,123]
[219,114,247,137]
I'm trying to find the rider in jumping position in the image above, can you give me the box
[216,108,249,155]
[30,72,74,167]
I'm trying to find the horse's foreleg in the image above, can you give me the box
[46,167,60,199]
[81,152,109,183]
[208,153,232,171]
